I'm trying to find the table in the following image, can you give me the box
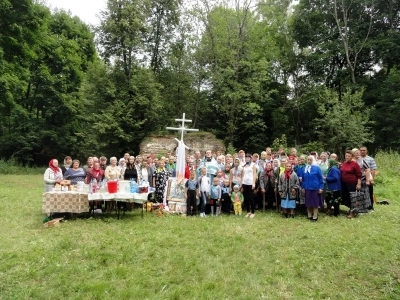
[42,192,89,215]
[42,191,152,218]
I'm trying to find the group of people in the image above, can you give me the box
[43,145,377,221]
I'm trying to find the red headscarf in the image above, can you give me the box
[264,163,274,179]
[49,159,60,174]
[284,164,292,180]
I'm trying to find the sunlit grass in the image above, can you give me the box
[0,152,399,299]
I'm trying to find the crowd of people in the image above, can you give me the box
[43,146,377,221]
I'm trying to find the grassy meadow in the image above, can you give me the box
[0,153,399,299]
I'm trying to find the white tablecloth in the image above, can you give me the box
[87,192,150,204]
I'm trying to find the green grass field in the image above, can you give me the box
[0,153,399,299]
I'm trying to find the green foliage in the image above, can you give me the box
[297,141,325,156]
[226,143,236,155]
[271,134,287,152]
[315,87,373,157]
[0,159,43,174]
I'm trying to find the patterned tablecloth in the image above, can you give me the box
[42,192,151,214]
[42,192,89,214]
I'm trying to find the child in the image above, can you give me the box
[215,169,225,187]
[210,177,222,216]
[221,179,231,214]
[231,185,244,215]
[199,167,210,218]
[278,162,299,218]
[185,171,199,216]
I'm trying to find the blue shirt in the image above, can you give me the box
[302,165,324,191]
[185,179,199,191]
[210,185,221,199]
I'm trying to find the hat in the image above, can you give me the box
[233,184,240,190]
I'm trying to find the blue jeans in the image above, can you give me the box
[200,191,208,213]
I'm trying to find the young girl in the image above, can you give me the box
[221,179,231,214]
[241,153,257,218]
[215,169,225,187]
[231,185,244,215]
[199,167,210,218]
[185,171,199,216]
[210,177,222,216]
[230,158,242,189]
[278,162,299,218]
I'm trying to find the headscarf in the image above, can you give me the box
[264,162,274,179]
[284,164,292,179]
[48,159,60,174]
[328,159,338,172]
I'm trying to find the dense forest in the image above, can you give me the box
[1,0,399,164]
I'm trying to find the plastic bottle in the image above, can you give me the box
[130,179,135,193]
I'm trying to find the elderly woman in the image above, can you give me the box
[85,161,104,184]
[44,159,63,192]
[85,162,105,212]
[302,155,324,222]
[260,162,276,209]
[294,155,307,209]
[105,157,122,180]
[351,148,371,215]
[325,159,341,216]
[64,160,86,185]
[340,150,362,218]
[118,158,126,177]
[279,162,299,218]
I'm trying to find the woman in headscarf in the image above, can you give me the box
[302,155,324,222]
[325,159,341,216]
[260,162,276,209]
[294,155,307,210]
[278,162,299,218]
[43,159,63,192]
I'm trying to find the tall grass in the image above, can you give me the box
[0,159,44,175]
[374,151,399,201]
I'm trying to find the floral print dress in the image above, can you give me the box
[154,168,169,202]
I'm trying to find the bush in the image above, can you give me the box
[0,159,44,175]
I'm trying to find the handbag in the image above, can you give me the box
[350,190,367,214]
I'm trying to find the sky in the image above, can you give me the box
[44,0,106,25]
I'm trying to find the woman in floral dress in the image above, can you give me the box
[153,159,169,203]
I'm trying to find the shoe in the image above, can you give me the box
[245,213,251,217]
[310,217,318,222]
[200,213,205,218]
[284,213,288,218]
[347,212,355,219]
[290,214,294,218]
[307,216,312,220]
[250,213,255,219]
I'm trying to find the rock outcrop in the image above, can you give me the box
[140,132,225,157]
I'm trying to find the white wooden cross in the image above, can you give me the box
[165,113,199,194]
[166,113,199,144]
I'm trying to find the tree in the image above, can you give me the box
[315,87,373,157]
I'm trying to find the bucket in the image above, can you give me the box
[107,180,118,193]
[118,180,130,193]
